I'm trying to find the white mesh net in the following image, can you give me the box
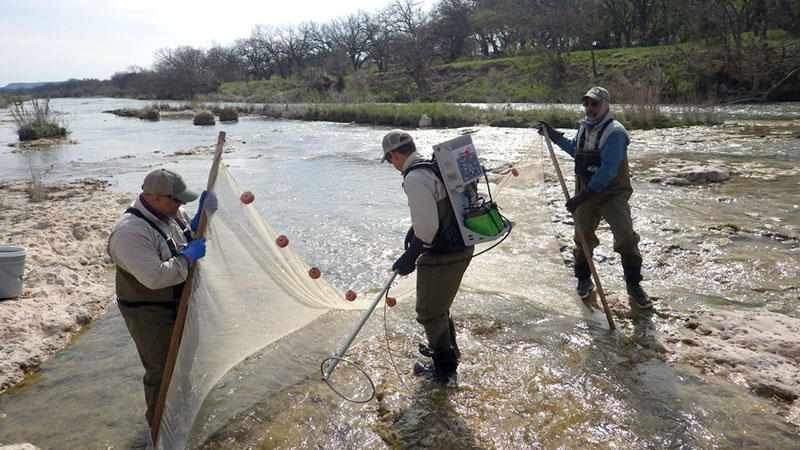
[156,164,415,449]
[156,139,583,448]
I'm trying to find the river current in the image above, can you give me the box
[0,99,798,448]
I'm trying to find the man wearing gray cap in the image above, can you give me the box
[382,129,474,383]
[538,86,651,309]
[107,168,217,426]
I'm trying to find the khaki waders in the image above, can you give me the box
[572,176,643,284]
[415,246,474,353]
[117,302,177,426]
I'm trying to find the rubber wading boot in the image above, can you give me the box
[448,317,461,360]
[418,318,461,360]
[627,283,652,309]
[577,277,594,299]
[413,347,459,383]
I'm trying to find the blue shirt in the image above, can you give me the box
[554,130,627,193]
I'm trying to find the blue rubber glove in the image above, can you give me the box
[179,237,206,266]
[565,191,592,213]
[190,191,218,232]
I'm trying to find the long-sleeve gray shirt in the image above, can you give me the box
[401,152,448,245]
[107,196,191,290]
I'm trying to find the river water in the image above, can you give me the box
[0,99,798,448]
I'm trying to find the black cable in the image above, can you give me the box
[413,168,514,268]
[482,167,494,203]
[414,217,513,268]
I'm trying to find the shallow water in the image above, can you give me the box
[0,99,798,448]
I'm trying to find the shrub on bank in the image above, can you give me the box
[216,107,239,122]
[193,110,215,126]
[10,98,68,141]
[259,102,716,130]
[140,108,160,121]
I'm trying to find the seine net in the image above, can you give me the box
[156,164,418,449]
[156,138,582,448]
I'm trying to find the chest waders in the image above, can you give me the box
[115,208,192,305]
[575,118,632,196]
[402,160,467,254]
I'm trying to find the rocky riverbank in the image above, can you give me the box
[0,178,130,392]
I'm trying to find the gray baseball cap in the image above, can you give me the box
[582,86,611,103]
[381,129,414,163]
[142,169,199,203]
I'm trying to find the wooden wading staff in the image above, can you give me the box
[541,131,616,330]
[150,131,226,444]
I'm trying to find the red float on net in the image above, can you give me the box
[240,191,255,204]
[386,297,397,307]
[345,290,357,301]
[308,267,321,279]
[511,168,519,177]
[276,235,289,248]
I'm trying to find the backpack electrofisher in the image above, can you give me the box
[432,134,511,246]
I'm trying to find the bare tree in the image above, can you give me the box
[234,29,275,80]
[152,46,217,98]
[384,0,436,97]
[431,0,475,62]
[206,44,246,82]
[330,12,371,70]
[275,23,315,77]
[601,0,635,46]
[364,12,393,72]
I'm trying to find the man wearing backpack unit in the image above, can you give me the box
[538,86,651,309]
[107,168,216,426]
[381,129,474,383]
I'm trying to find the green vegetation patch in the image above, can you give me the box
[193,110,215,126]
[256,102,707,130]
[10,98,68,141]
[214,107,239,122]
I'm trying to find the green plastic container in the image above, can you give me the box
[464,207,504,236]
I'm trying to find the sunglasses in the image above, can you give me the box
[582,100,600,107]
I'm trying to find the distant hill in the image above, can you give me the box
[1,81,60,90]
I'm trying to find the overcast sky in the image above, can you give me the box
[0,0,435,87]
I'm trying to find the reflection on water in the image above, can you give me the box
[0,99,798,448]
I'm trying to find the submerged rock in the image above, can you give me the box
[678,166,730,184]
[645,158,731,185]
[418,114,433,127]
[0,444,42,450]
[668,309,800,402]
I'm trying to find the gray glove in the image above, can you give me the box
[393,237,425,276]
[404,226,414,250]
[566,191,592,213]
[537,121,563,143]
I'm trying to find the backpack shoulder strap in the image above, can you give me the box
[402,158,444,184]
[594,118,615,151]
[125,208,179,256]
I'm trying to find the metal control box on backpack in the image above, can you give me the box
[432,134,512,246]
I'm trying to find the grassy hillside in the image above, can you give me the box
[210,35,799,105]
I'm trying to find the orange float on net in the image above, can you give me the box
[386,297,397,307]
[308,267,321,279]
[345,290,357,301]
[240,191,255,204]
[276,235,289,248]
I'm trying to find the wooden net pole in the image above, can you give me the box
[542,132,616,330]
[150,131,226,444]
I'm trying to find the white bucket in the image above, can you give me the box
[0,246,26,299]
